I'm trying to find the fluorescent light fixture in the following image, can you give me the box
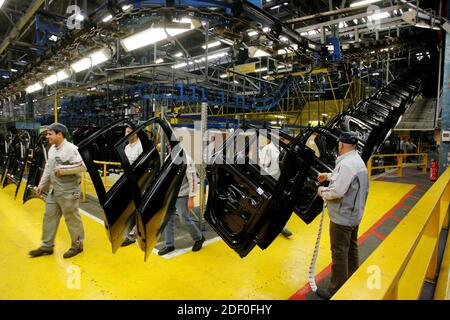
[75,14,85,21]
[263,27,271,32]
[274,115,286,119]
[368,12,390,21]
[0,0,5,8]
[1,75,8,79]
[372,72,380,75]
[248,30,258,37]
[308,30,319,35]
[353,19,358,24]
[43,75,58,86]
[102,15,113,22]
[350,0,382,8]
[202,41,221,49]
[370,51,375,54]
[122,4,132,10]
[10,68,17,72]
[279,36,289,42]
[173,62,188,69]
[220,73,228,78]
[174,52,183,57]
[270,5,281,10]
[49,35,58,42]
[71,49,110,73]
[44,70,70,85]
[155,58,164,64]
[254,67,268,73]
[233,80,239,84]
[26,82,43,94]
[194,51,228,63]
[121,26,190,52]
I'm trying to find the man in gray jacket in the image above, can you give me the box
[315,131,369,299]
[29,123,86,259]
[158,153,205,256]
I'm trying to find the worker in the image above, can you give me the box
[29,123,86,259]
[315,131,369,300]
[260,133,293,238]
[158,152,205,256]
[121,125,143,247]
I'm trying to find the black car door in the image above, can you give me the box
[205,127,314,257]
[113,118,187,260]
[77,119,143,253]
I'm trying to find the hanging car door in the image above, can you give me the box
[205,127,314,257]
[113,118,187,260]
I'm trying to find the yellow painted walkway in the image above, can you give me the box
[0,180,414,299]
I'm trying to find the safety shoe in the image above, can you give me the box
[281,228,293,238]
[315,288,333,300]
[121,237,136,247]
[29,246,53,257]
[63,246,83,259]
[192,236,205,252]
[158,246,175,256]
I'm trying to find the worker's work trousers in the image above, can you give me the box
[164,197,203,247]
[41,190,85,249]
[328,221,359,294]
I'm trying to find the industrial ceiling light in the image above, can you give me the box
[155,58,164,64]
[26,82,43,94]
[121,25,191,52]
[0,0,5,9]
[248,47,271,57]
[248,30,259,37]
[174,52,183,57]
[202,41,221,49]
[43,70,70,86]
[350,0,382,8]
[122,4,132,11]
[102,15,113,22]
[368,11,390,21]
[71,49,110,73]
[254,67,268,73]
[49,35,58,42]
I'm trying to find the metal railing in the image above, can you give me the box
[333,166,450,300]
[367,153,428,179]
[81,160,122,202]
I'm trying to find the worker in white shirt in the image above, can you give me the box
[260,134,293,238]
[121,125,144,247]
[29,123,86,259]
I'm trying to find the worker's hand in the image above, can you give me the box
[317,173,328,183]
[188,197,195,211]
[317,186,326,197]
[54,167,62,177]
[36,186,43,196]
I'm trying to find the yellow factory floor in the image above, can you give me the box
[0,179,415,300]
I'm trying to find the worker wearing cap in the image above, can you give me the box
[315,131,369,300]
[29,123,86,259]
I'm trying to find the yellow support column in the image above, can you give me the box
[367,157,372,179]
[423,154,428,174]
[397,155,403,177]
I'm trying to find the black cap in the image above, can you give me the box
[339,131,358,145]
[48,123,69,138]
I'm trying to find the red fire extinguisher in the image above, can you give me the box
[430,159,438,182]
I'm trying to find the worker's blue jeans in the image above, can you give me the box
[164,196,203,247]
